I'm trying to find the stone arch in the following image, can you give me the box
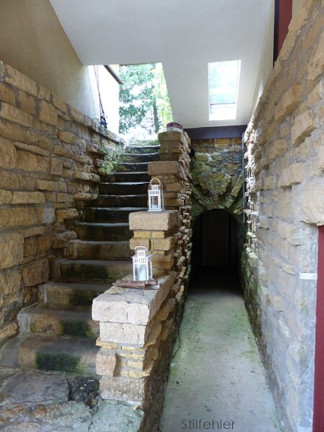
[189,138,244,222]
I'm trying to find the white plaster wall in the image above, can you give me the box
[251,0,275,111]
[0,0,119,127]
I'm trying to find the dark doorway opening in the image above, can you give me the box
[190,209,243,286]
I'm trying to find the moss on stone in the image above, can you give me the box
[36,351,82,373]
[61,319,95,338]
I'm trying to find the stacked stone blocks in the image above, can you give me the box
[242,3,324,432]
[0,60,123,346]
[92,131,193,430]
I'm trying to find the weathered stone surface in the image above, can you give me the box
[39,101,57,126]
[11,192,45,205]
[0,322,18,343]
[0,207,38,228]
[4,64,38,96]
[0,370,69,405]
[93,274,175,327]
[0,102,33,127]
[129,211,178,232]
[275,85,301,122]
[299,179,324,225]
[278,163,304,187]
[0,189,13,204]
[100,376,146,403]
[96,350,117,376]
[89,400,143,432]
[0,233,23,270]
[0,137,17,168]
[148,161,180,176]
[22,259,49,287]
[291,111,315,145]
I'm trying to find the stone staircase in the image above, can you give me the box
[0,144,159,377]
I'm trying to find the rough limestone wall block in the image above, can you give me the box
[0,60,124,343]
[242,3,324,432]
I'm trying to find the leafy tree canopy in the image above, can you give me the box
[119,63,173,137]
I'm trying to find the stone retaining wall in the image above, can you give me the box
[0,60,123,345]
[92,131,192,431]
[242,2,324,431]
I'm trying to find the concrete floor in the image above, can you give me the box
[159,269,283,432]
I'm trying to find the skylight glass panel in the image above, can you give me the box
[208,60,241,121]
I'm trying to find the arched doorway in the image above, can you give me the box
[191,209,243,279]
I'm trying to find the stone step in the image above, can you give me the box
[74,222,132,241]
[52,259,132,283]
[39,281,110,307]
[126,145,160,154]
[82,207,146,223]
[0,334,98,376]
[99,181,149,195]
[66,240,132,261]
[101,171,150,183]
[86,194,148,208]
[120,152,159,162]
[18,305,99,339]
[118,162,148,172]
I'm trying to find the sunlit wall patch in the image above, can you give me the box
[208,60,241,121]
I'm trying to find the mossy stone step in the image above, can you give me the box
[66,240,132,261]
[18,305,99,339]
[85,194,148,208]
[39,281,110,307]
[52,259,132,283]
[99,181,149,195]
[118,162,148,172]
[0,334,98,376]
[82,207,146,223]
[120,152,159,162]
[126,145,160,154]
[101,171,150,183]
[74,222,132,241]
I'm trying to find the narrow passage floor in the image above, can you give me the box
[159,269,283,432]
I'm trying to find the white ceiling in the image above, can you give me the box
[50,0,273,129]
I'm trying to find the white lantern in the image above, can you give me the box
[132,246,153,281]
[148,178,164,212]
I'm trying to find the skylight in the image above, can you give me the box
[208,60,241,121]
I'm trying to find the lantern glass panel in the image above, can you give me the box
[135,263,148,281]
[151,195,160,210]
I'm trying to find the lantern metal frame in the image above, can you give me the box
[132,246,153,281]
[148,178,164,212]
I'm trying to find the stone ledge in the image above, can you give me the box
[129,210,178,231]
[92,273,176,326]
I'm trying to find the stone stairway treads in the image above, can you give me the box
[103,172,150,182]
[53,259,133,283]
[126,145,159,154]
[118,161,149,172]
[73,222,132,241]
[39,281,110,307]
[66,240,132,261]
[89,194,148,208]
[0,143,159,377]
[18,305,99,339]
[120,152,159,162]
[0,334,98,376]
[99,181,149,195]
[82,207,146,223]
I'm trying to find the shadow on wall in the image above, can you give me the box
[190,209,243,283]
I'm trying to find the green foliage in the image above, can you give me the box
[101,148,122,175]
[119,63,173,136]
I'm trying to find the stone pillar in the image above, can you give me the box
[129,210,179,277]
